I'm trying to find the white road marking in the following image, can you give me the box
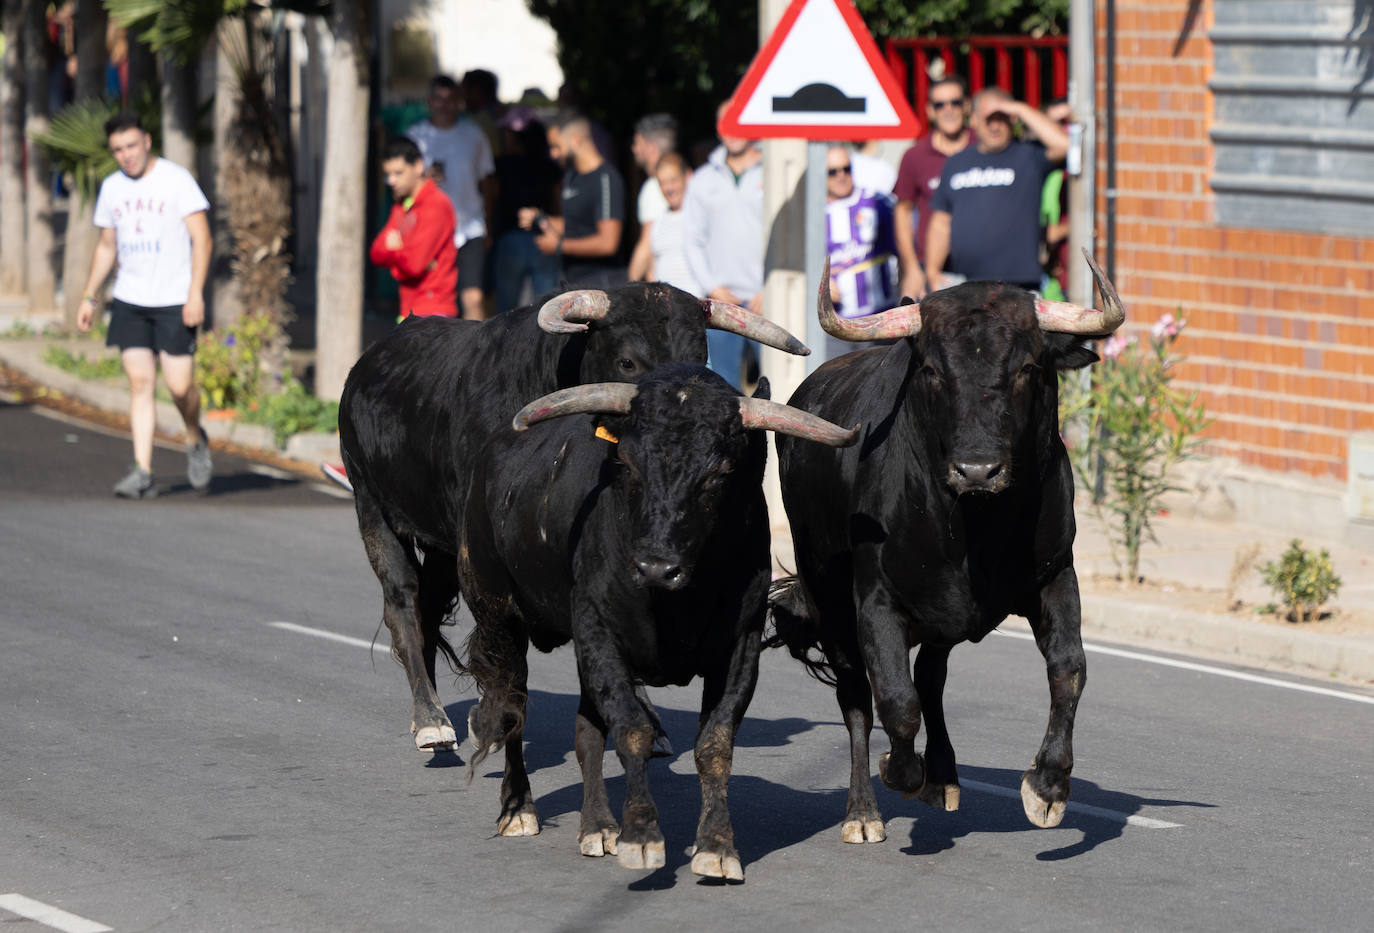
[269,621,390,654]
[994,628,1374,706]
[958,780,1183,829]
[0,894,112,933]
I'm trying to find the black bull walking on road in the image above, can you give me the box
[770,250,1126,842]
[338,283,809,752]
[459,365,858,881]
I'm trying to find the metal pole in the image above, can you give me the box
[804,140,827,373]
[1067,0,1097,306]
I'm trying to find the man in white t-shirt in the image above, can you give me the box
[407,74,496,320]
[626,113,675,281]
[77,111,213,500]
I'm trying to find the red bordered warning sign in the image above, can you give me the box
[719,0,920,139]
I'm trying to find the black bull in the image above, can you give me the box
[458,364,858,881]
[771,252,1125,842]
[338,283,808,751]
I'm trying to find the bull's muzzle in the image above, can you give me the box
[947,459,1010,495]
[633,554,690,591]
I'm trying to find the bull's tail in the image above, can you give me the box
[765,575,837,685]
[460,614,528,782]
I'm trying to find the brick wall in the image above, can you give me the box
[1097,0,1374,480]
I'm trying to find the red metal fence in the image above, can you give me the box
[885,36,1069,135]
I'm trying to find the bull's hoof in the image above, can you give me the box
[916,782,961,812]
[840,818,886,844]
[617,836,666,870]
[878,751,925,797]
[497,809,540,837]
[578,826,620,857]
[412,722,458,750]
[690,848,744,882]
[1020,774,1066,828]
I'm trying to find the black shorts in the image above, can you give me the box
[105,298,197,356]
[457,236,486,291]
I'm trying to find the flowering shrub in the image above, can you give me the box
[1259,539,1342,623]
[195,312,279,410]
[1059,311,1211,582]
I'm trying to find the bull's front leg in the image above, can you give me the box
[858,586,926,803]
[572,621,665,871]
[913,643,961,811]
[573,687,619,857]
[689,627,762,882]
[1021,563,1087,828]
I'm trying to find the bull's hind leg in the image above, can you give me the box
[912,644,960,811]
[465,612,538,837]
[573,692,619,857]
[417,549,460,691]
[688,628,761,882]
[353,480,456,750]
[1021,564,1087,828]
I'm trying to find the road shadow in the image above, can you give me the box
[894,763,1213,861]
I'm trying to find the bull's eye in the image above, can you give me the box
[617,358,637,374]
[1017,361,1040,381]
[920,364,943,387]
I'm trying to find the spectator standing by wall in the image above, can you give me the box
[824,144,898,360]
[627,113,676,281]
[924,87,1068,292]
[76,111,213,499]
[647,152,700,295]
[407,74,494,320]
[526,112,626,288]
[892,77,974,299]
[369,136,458,320]
[492,110,562,311]
[683,102,764,386]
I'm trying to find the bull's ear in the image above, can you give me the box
[1051,337,1100,371]
[899,295,916,306]
[752,377,772,401]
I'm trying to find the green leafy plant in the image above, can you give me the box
[194,310,279,410]
[239,376,338,447]
[1259,540,1342,623]
[1059,312,1212,582]
[42,345,125,381]
[29,89,162,207]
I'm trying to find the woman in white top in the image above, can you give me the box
[647,152,701,295]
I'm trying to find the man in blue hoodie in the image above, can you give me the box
[683,102,765,387]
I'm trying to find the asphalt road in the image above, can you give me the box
[3,398,1372,933]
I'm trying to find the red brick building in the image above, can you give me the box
[1098,0,1374,485]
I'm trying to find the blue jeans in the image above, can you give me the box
[707,330,757,389]
[492,230,559,313]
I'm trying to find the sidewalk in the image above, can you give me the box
[3,313,1371,688]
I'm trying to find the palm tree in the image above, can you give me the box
[1,0,25,296]
[313,0,369,401]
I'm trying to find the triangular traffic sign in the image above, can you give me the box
[720,0,919,139]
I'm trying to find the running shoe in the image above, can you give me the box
[113,464,156,499]
[187,428,212,490]
[320,461,353,493]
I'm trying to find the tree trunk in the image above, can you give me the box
[209,17,245,331]
[125,33,156,105]
[60,0,107,327]
[313,0,369,401]
[160,51,197,175]
[22,0,55,312]
[0,0,26,296]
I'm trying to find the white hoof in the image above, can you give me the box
[840,818,886,844]
[918,782,961,812]
[579,828,619,857]
[1020,775,1066,828]
[413,723,458,750]
[618,840,666,871]
[497,810,540,837]
[690,850,744,881]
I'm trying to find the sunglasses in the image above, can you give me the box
[931,98,965,110]
[827,165,852,177]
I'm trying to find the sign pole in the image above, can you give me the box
[804,140,827,373]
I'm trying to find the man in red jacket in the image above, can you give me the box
[370,136,458,318]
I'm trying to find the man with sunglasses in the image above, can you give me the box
[892,77,974,299]
[924,86,1069,293]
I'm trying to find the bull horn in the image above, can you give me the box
[701,299,811,356]
[816,255,924,342]
[537,290,611,334]
[512,382,638,431]
[738,397,860,448]
[1033,249,1126,336]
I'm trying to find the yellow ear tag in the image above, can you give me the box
[595,424,619,444]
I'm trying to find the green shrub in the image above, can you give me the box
[195,311,279,410]
[42,345,124,381]
[1259,539,1342,623]
[239,376,339,447]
